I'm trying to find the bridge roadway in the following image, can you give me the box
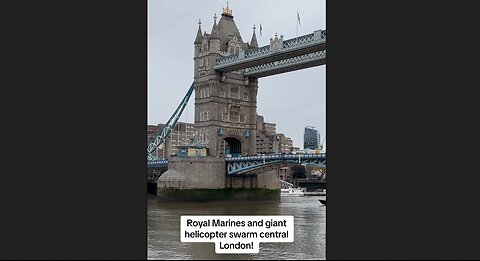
[147,153,326,176]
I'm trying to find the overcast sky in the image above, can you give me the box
[148,0,326,150]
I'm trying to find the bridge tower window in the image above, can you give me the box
[198,129,209,143]
[222,108,228,121]
[230,86,239,99]
[200,111,209,121]
[200,88,210,98]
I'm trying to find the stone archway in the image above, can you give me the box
[223,137,242,157]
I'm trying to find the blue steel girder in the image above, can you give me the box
[226,154,326,175]
[148,153,162,161]
[214,29,326,73]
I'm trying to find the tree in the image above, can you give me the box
[291,164,306,179]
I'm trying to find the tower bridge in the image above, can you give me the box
[148,5,326,199]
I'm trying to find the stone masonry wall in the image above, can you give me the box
[157,157,226,189]
[226,169,281,189]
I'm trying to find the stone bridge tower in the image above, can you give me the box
[193,5,259,157]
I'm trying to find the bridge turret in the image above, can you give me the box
[194,19,203,45]
[193,5,259,157]
[209,14,221,54]
[194,19,204,78]
[270,33,284,53]
[250,25,258,49]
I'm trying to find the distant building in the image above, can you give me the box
[291,147,301,153]
[277,133,293,154]
[256,115,278,154]
[255,114,294,155]
[147,122,196,159]
[147,124,163,158]
[304,126,322,150]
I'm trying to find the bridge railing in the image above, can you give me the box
[214,45,271,68]
[244,45,271,59]
[225,153,326,162]
[147,160,168,168]
[283,30,327,49]
[214,53,240,66]
[148,160,168,164]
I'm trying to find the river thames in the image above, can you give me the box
[147,195,326,260]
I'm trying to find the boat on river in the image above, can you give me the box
[281,187,306,196]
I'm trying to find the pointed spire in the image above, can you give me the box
[250,24,258,48]
[194,19,203,44]
[210,13,220,39]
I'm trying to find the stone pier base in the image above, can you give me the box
[156,157,281,201]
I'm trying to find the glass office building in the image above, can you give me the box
[304,126,322,150]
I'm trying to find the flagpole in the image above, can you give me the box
[259,23,262,46]
[258,23,261,46]
[296,10,298,38]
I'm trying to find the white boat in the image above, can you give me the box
[281,187,306,196]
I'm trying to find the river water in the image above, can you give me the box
[147,195,326,260]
